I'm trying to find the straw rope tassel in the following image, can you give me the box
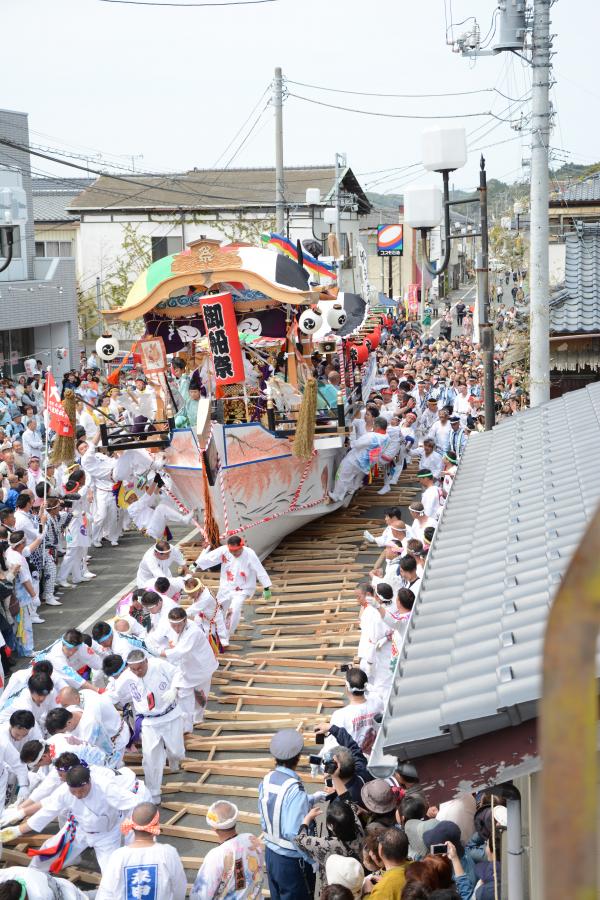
[202,464,221,548]
[292,377,317,460]
[50,388,76,466]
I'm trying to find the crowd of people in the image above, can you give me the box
[0,289,523,898]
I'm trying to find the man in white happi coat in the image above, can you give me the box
[120,375,158,430]
[140,590,178,647]
[127,475,194,541]
[96,801,187,900]
[56,685,130,767]
[39,629,103,692]
[328,417,390,503]
[195,534,272,637]
[356,582,387,682]
[77,437,120,547]
[157,607,218,733]
[136,539,187,590]
[0,671,57,731]
[106,649,185,803]
[184,576,230,649]
[410,437,444,480]
[0,867,87,900]
[0,719,29,814]
[417,468,442,521]
[1,763,139,875]
[57,468,94,587]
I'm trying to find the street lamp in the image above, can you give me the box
[404,128,468,277]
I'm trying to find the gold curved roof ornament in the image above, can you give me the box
[105,239,319,322]
[540,504,600,900]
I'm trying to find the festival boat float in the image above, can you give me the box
[104,238,383,558]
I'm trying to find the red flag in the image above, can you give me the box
[44,372,74,437]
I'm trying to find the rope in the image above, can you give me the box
[337,344,347,391]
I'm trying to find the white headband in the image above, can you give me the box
[206,802,239,830]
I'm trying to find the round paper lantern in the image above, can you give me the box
[96,333,120,361]
[298,307,323,335]
[326,304,347,330]
[350,342,369,365]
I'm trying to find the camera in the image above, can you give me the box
[430,843,447,856]
[308,754,323,767]
[340,663,350,673]
[60,494,80,508]
[323,758,337,775]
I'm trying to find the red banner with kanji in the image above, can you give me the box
[200,292,245,386]
[44,371,74,436]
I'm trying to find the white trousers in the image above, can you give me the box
[58,546,86,584]
[141,711,185,802]
[330,460,365,502]
[178,676,212,732]
[30,822,122,875]
[218,589,251,636]
[92,490,119,545]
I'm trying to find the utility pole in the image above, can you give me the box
[273,67,285,235]
[529,0,552,406]
[452,0,552,409]
[95,276,103,339]
[478,156,496,429]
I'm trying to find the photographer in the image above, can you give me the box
[294,798,363,893]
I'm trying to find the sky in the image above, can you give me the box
[3,0,599,197]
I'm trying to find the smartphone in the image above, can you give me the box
[325,777,333,788]
[308,754,323,767]
[315,732,325,745]
[340,663,350,673]
[430,843,447,856]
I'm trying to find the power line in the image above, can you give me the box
[287,92,510,121]
[97,0,276,6]
[286,78,524,103]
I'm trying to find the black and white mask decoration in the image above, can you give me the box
[96,334,120,361]
[298,307,323,335]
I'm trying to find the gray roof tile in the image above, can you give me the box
[380,382,600,759]
[550,223,600,333]
[555,172,600,203]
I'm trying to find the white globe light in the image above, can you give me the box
[96,333,120,361]
[404,185,444,229]
[326,304,347,330]
[298,308,323,335]
[422,128,467,172]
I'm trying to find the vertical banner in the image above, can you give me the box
[200,292,245,386]
[407,284,419,320]
[44,371,74,436]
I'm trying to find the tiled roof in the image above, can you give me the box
[550,223,600,333]
[380,381,600,760]
[67,166,371,213]
[554,172,600,203]
[32,177,94,223]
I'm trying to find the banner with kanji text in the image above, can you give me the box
[44,371,74,436]
[200,292,245,386]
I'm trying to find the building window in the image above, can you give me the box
[151,236,183,262]
[0,226,22,259]
[34,240,73,257]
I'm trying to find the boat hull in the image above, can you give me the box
[164,423,347,558]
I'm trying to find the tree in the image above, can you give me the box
[219,214,276,245]
[103,223,152,309]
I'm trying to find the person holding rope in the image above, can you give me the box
[195,534,272,639]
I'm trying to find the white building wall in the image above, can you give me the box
[77,208,363,309]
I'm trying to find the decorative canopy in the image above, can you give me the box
[105,240,319,322]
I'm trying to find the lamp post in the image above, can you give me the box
[404,128,495,430]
